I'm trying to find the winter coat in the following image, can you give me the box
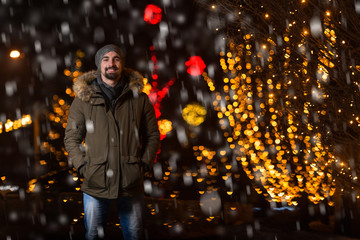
[64,68,160,199]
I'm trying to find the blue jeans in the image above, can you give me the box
[83,193,145,240]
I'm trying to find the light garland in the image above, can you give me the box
[205,44,336,205]
[199,0,360,205]
[0,114,32,134]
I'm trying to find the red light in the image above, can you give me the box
[144,4,162,25]
[185,56,206,76]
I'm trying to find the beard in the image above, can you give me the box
[104,72,120,80]
[104,67,121,80]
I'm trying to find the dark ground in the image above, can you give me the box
[1,191,359,240]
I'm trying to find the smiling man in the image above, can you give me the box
[64,44,160,240]
[99,50,122,84]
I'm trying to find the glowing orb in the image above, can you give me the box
[182,103,207,126]
[142,78,152,95]
[144,4,162,25]
[158,119,172,140]
[10,50,20,58]
[185,56,206,76]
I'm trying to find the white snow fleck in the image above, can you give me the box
[9,211,18,222]
[199,190,221,216]
[183,173,193,186]
[59,214,68,225]
[176,125,188,146]
[159,22,169,37]
[61,22,70,35]
[356,1,360,14]
[246,225,254,238]
[40,57,58,78]
[106,169,114,178]
[162,0,171,6]
[175,14,186,24]
[153,162,163,180]
[144,179,152,194]
[200,164,207,177]
[5,81,17,96]
[310,16,322,37]
[34,40,41,53]
[97,226,104,238]
[168,153,179,172]
[94,27,105,43]
[311,86,323,103]
[86,120,94,133]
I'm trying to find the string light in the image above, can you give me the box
[202,25,337,205]
[0,115,32,134]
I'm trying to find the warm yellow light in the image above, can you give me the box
[1,115,32,134]
[64,69,71,76]
[10,50,20,58]
[182,103,207,126]
[142,78,152,95]
[65,88,73,95]
[158,119,173,136]
[40,160,47,165]
[200,41,336,206]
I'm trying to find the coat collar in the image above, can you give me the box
[73,68,144,102]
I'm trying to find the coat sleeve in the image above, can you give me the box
[64,97,87,173]
[140,94,160,169]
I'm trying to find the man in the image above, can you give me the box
[64,44,160,240]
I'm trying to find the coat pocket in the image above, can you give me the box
[120,156,143,189]
[83,156,107,189]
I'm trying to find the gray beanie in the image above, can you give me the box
[95,44,125,69]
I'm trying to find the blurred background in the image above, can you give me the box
[1,0,360,239]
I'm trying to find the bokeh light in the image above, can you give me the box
[182,103,207,126]
[185,56,206,76]
[9,50,20,58]
[144,4,162,25]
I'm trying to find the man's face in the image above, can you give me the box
[100,51,122,81]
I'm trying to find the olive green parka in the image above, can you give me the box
[64,68,160,199]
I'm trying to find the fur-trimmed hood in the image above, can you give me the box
[73,68,144,102]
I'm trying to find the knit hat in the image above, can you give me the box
[95,44,125,69]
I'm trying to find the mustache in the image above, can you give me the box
[105,67,119,71]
